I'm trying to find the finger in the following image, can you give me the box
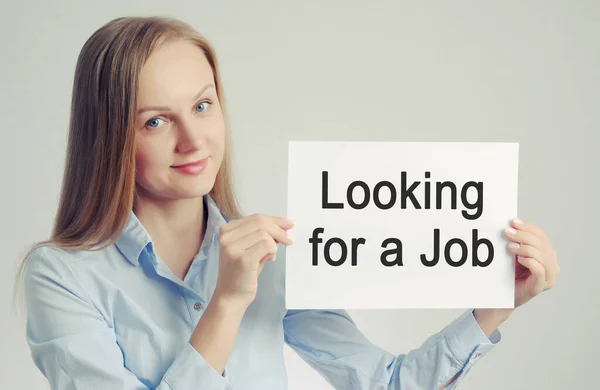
[507,242,542,261]
[544,253,560,288]
[220,213,294,236]
[517,256,547,293]
[243,236,279,265]
[233,229,288,255]
[511,218,548,240]
[504,227,544,250]
[546,264,557,288]
[221,214,294,246]
[221,228,291,261]
[509,243,551,284]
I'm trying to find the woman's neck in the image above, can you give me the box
[134,194,207,280]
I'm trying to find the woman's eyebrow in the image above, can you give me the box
[137,83,216,115]
[192,83,215,101]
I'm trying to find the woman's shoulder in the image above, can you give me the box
[22,245,97,316]
[23,242,122,292]
[22,241,132,320]
[24,246,78,289]
[25,244,79,276]
[26,243,109,271]
[22,244,117,344]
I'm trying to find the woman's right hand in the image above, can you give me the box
[213,213,295,308]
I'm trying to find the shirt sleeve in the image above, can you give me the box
[23,246,233,390]
[283,307,501,389]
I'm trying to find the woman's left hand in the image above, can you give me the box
[505,218,560,308]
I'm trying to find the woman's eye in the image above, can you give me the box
[145,118,165,128]
[196,101,211,112]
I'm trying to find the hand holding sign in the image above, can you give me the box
[473,217,560,333]
[504,218,560,308]
[215,214,294,307]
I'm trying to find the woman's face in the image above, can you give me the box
[134,39,225,202]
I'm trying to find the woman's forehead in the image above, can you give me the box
[137,40,214,105]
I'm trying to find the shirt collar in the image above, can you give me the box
[115,193,228,266]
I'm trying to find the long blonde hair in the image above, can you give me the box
[14,16,244,309]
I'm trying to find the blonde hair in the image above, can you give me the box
[13,16,244,309]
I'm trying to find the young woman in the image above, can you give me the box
[18,16,560,390]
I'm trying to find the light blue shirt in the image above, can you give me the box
[24,194,501,389]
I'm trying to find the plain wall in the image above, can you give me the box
[1,0,597,389]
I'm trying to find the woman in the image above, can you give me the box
[18,16,560,389]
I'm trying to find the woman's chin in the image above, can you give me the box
[175,178,216,198]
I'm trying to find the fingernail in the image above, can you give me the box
[508,242,520,250]
[286,233,295,243]
[517,256,525,262]
[505,227,517,236]
[513,218,523,226]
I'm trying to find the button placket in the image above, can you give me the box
[179,287,205,326]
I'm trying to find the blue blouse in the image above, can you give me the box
[24,194,501,389]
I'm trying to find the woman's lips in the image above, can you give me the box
[172,157,208,175]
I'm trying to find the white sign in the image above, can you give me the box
[285,141,518,309]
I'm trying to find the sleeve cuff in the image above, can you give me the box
[444,309,502,366]
[163,342,233,389]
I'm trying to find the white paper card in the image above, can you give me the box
[285,141,518,309]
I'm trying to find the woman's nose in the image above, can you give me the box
[176,116,205,153]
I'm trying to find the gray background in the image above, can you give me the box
[1,0,597,389]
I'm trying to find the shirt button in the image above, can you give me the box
[473,352,481,358]
[194,302,203,311]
